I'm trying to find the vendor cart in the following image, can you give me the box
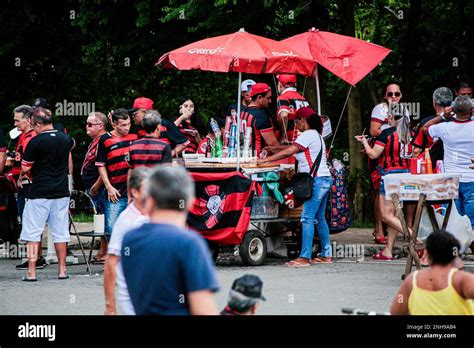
[185,158,324,266]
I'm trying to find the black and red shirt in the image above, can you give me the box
[96,132,138,195]
[240,106,275,156]
[276,88,310,143]
[21,130,73,199]
[12,129,36,179]
[81,133,104,189]
[158,119,190,150]
[375,127,413,171]
[130,125,148,138]
[127,137,172,168]
[174,118,199,153]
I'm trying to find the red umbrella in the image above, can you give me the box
[157,28,317,76]
[157,29,317,167]
[281,28,392,86]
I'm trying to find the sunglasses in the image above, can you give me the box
[387,92,401,97]
[86,122,102,127]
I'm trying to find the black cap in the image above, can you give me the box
[231,274,266,301]
[32,98,50,109]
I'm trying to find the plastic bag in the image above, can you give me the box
[417,202,473,254]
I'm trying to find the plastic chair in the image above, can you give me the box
[69,190,107,274]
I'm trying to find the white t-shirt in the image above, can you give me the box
[108,203,149,315]
[293,129,330,177]
[371,103,391,132]
[428,120,474,183]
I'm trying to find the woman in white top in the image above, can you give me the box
[259,107,332,267]
[104,167,150,315]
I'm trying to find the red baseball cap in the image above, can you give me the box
[295,106,317,119]
[129,97,154,112]
[277,74,297,85]
[249,83,272,97]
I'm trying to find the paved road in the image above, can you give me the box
[1,256,473,315]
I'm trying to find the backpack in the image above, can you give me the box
[326,159,351,234]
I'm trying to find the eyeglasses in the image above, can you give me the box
[86,122,102,127]
[387,92,401,97]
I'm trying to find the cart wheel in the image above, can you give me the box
[240,230,267,266]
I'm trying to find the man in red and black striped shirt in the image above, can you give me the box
[240,83,279,157]
[96,108,137,237]
[129,96,189,156]
[127,110,172,170]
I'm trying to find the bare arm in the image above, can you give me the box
[104,254,120,315]
[68,152,73,176]
[459,271,474,299]
[355,136,384,160]
[277,111,290,143]
[172,143,187,157]
[369,120,382,137]
[188,290,219,315]
[261,130,280,148]
[259,144,299,163]
[390,274,412,315]
[98,166,120,203]
[0,152,6,174]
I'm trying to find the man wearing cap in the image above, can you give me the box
[221,274,265,315]
[411,87,454,158]
[226,79,256,116]
[129,97,189,156]
[423,96,474,234]
[276,74,310,144]
[240,83,279,157]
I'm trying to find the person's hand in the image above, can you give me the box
[263,145,278,154]
[354,135,368,144]
[470,157,474,170]
[17,173,25,189]
[104,305,117,315]
[90,184,100,196]
[106,186,121,203]
[189,129,198,137]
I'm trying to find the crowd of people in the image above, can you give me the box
[0,75,473,315]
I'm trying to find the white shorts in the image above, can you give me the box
[20,197,70,243]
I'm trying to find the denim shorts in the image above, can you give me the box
[379,168,409,196]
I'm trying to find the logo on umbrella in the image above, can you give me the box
[188,47,225,55]
[272,50,298,57]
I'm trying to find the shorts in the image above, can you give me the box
[379,169,409,196]
[20,197,70,243]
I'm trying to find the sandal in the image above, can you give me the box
[58,274,70,280]
[311,257,333,264]
[285,258,310,268]
[372,251,394,261]
[22,276,37,282]
[372,231,388,245]
[92,257,106,264]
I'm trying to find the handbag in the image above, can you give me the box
[290,134,323,202]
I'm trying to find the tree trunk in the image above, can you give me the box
[338,0,365,223]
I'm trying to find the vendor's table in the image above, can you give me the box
[383,173,460,280]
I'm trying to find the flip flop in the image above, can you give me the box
[372,251,394,261]
[311,257,333,264]
[58,274,70,280]
[285,258,310,268]
[22,276,37,282]
[91,258,106,264]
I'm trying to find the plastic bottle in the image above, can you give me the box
[424,149,433,174]
[206,138,212,158]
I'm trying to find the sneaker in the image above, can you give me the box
[16,257,47,270]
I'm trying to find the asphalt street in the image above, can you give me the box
[2,255,473,315]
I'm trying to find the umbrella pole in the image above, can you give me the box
[236,72,242,171]
[315,65,321,115]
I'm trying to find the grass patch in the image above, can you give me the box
[72,213,94,223]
